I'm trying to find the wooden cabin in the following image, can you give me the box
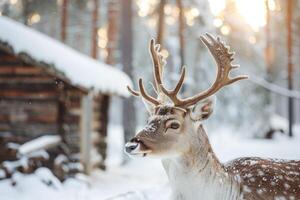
[0,16,131,171]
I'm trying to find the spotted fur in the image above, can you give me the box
[226,157,300,199]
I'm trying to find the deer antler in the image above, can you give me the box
[159,33,248,108]
[128,34,247,108]
[127,39,166,106]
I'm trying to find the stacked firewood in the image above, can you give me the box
[0,134,83,181]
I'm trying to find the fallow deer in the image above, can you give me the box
[125,33,300,200]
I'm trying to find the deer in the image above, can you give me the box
[124,33,300,200]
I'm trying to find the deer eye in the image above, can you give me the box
[170,122,180,129]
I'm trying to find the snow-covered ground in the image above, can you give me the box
[1,125,300,200]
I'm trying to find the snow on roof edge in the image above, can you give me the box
[0,16,132,97]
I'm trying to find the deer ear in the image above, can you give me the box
[189,96,215,121]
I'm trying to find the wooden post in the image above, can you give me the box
[91,0,99,58]
[286,0,294,137]
[80,93,93,174]
[57,82,66,144]
[60,0,68,42]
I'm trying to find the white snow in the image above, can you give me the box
[0,16,132,97]
[269,114,289,133]
[27,150,49,160]
[210,127,300,162]
[18,135,61,155]
[6,142,20,150]
[3,157,29,173]
[249,76,300,100]
[0,169,6,179]
[1,125,300,200]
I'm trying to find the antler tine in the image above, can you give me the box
[127,81,160,106]
[159,66,186,105]
[204,33,248,82]
[226,75,249,85]
[173,66,186,94]
[126,39,165,107]
[150,39,163,90]
[127,85,140,97]
[138,78,160,106]
[171,33,247,107]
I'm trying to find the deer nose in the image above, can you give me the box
[125,140,139,153]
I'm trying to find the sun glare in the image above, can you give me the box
[235,0,266,30]
[209,0,276,31]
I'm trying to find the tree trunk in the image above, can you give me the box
[157,0,166,46]
[262,0,273,138]
[177,0,185,68]
[286,0,294,137]
[106,0,119,65]
[22,0,30,25]
[98,0,120,168]
[91,0,99,58]
[120,0,136,163]
[60,0,68,42]
[265,0,272,75]
[176,0,185,93]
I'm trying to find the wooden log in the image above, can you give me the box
[0,100,58,124]
[0,54,23,65]
[0,123,59,137]
[0,83,59,91]
[0,90,57,98]
[0,96,58,101]
[0,76,55,83]
[0,124,11,132]
[64,114,80,124]
[0,66,43,75]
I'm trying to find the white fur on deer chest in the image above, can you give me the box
[163,159,241,200]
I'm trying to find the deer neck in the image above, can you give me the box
[162,125,241,200]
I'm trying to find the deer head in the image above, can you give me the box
[125,33,247,158]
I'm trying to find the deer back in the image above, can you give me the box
[226,157,300,199]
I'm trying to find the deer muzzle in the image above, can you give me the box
[124,137,152,157]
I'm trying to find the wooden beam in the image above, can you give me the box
[0,67,43,75]
[80,94,93,174]
[0,83,58,91]
[57,82,67,143]
[0,91,57,98]
[0,96,59,101]
[0,77,54,83]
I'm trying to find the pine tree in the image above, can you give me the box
[121,0,136,163]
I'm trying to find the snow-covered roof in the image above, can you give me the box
[0,16,132,97]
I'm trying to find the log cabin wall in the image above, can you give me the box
[0,49,85,153]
